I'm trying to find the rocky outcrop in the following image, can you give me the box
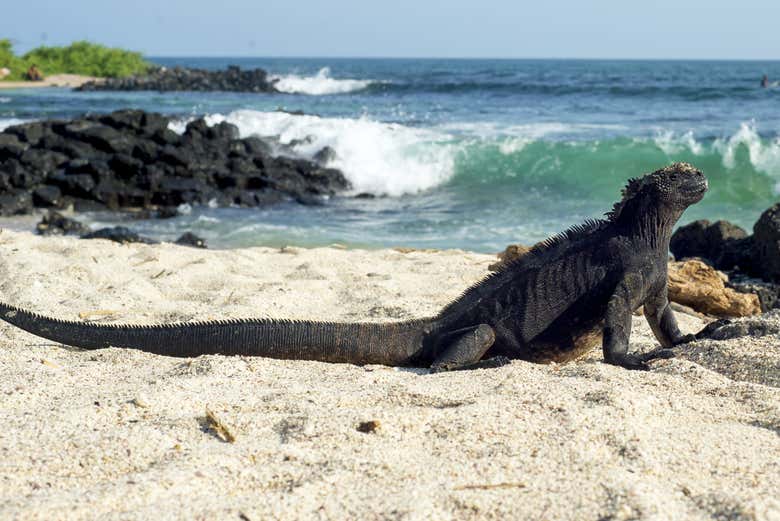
[728,274,780,312]
[35,210,88,236]
[669,211,780,312]
[36,211,207,247]
[77,66,278,93]
[667,260,761,317]
[669,219,752,269]
[0,109,349,216]
[80,226,157,245]
[752,203,780,282]
[694,310,780,341]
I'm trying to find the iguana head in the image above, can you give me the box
[608,162,708,221]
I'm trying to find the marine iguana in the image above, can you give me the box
[0,162,709,371]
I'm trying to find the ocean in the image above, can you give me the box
[1,58,779,252]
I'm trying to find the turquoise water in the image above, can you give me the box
[1,58,779,251]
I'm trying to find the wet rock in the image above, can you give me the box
[156,207,180,219]
[35,210,88,236]
[242,137,272,157]
[20,149,68,176]
[752,203,780,282]
[696,311,780,341]
[61,121,134,154]
[38,134,100,160]
[49,171,97,198]
[0,191,32,215]
[4,121,48,145]
[667,260,761,317]
[0,110,350,216]
[2,160,35,189]
[32,185,63,207]
[670,219,752,270]
[0,133,28,160]
[728,274,780,312]
[77,65,278,93]
[313,146,337,165]
[175,232,207,249]
[81,226,158,245]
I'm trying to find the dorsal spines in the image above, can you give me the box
[437,217,608,320]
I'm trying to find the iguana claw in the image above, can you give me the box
[694,319,732,340]
[639,348,676,362]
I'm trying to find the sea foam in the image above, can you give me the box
[650,124,780,182]
[172,112,780,198]
[713,122,780,175]
[0,118,27,131]
[206,110,457,196]
[270,68,374,95]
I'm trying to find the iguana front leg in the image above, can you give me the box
[644,287,695,346]
[638,287,694,362]
[603,273,657,370]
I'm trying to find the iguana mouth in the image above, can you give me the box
[679,179,708,197]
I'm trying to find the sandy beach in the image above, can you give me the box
[0,229,777,520]
[0,74,100,90]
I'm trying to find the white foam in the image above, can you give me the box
[439,121,627,139]
[713,122,780,175]
[0,118,27,131]
[648,123,780,186]
[208,110,457,196]
[498,137,532,155]
[438,121,627,156]
[167,119,190,134]
[270,67,374,96]
[652,130,704,156]
[0,97,11,104]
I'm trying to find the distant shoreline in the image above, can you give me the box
[0,74,101,90]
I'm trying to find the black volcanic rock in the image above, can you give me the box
[670,219,753,271]
[673,205,780,285]
[81,226,158,245]
[35,210,89,236]
[35,210,209,249]
[0,109,350,216]
[175,232,207,249]
[77,65,279,93]
[753,203,780,282]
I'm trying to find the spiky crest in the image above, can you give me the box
[0,303,427,330]
[437,218,608,318]
[606,162,700,221]
[606,176,646,221]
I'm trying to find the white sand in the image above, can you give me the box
[0,229,777,520]
[0,74,100,90]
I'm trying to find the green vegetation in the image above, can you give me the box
[0,39,151,81]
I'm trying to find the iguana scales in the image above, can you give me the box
[0,162,709,371]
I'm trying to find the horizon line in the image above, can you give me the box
[145,54,780,62]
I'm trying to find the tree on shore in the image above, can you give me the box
[0,39,151,81]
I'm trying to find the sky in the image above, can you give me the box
[2,0,779,60]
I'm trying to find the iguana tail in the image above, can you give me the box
[0,302,431,365]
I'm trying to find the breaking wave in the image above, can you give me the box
[270,67,375,95]
[182,111,780,203]
[204,109,457,196]
[0,118,27,131]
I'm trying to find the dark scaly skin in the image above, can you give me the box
[0,163,709,371]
